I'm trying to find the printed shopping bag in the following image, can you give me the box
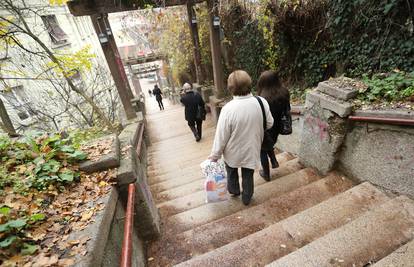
[200,159,229,203]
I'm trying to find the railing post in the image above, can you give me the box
[120,183,135,267]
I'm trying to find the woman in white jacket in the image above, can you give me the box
[209,70,273,205]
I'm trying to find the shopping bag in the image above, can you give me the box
[200,159,229,203]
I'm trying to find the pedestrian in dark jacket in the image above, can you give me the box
[152,85,164,110]
[257,70,291,180]
[180,83,206,142]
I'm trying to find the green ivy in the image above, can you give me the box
[0,132,86,193]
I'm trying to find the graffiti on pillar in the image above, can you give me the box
[305,115,329,141]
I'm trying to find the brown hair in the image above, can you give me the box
[227,70,252,96]
[257,70,289,103]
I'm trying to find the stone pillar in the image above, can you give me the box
[91,14,137,120]
[299,80,357,174]
[206,0,225,98]
[0,98,17,136]
[187,1,205,84]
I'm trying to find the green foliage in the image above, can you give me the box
[0,132,86,193]
[0,206,45,256]
[360,70,414,102]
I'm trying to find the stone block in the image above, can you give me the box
[116,147,138,185]
[133,164,161,239]
[201,87,213,103]
[299,104,348,174]
[208,95,227,123]
[72,187,119,267]
[306,91,353,118]
[79,135,120,173]
[317,81,358,100]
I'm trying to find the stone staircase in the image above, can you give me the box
[145,100,414,267]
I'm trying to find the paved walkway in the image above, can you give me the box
[143,87,414,267]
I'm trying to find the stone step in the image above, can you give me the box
[148,151,294,188]
[148,174,354,266]
[148,153,211,174]
[148,129,215,153]
[154,158,303,203]
[267,196,414,267]
[372,239,414,266]
[162,168,320,232]
[174,182,389,267]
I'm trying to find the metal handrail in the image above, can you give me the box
[121,123,145,267]
[349,116,414,126]
[120,183,135,267]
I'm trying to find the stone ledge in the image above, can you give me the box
[317,81,358,100]
[306,91,353,118]
[79,135,120,173]
[73,187,118,267]
[353,109,414,120]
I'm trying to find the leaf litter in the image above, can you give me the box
[0,140,117,266]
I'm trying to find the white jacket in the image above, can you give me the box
[210,94,274,170]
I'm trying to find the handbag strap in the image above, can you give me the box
[255,96,266,131]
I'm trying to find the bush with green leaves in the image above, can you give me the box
[0,132,87,193]
[360,70,414,102]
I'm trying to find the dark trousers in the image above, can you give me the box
[188,119,202,137]
[156,99,164,110]
[225,163,254,200]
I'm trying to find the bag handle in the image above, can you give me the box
[255,96,266,131]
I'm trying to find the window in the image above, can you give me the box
[1,86,35,120]
[41,15,69,46]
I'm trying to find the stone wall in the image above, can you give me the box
[277,79,414,198]
[338,117,414,198]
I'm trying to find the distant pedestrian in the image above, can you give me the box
[208,70,273,205]
[180,83,206,142]
[257,70,291,181]
[152,85,164,110]
[148,89,153,97]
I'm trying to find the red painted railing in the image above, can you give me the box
[120,183,135,267]
[349,116,414,126]
[121,122,145,267]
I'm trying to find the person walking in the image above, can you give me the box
[180,83,206,142]
[152,84,164,110]
[148,89,153,97]
[257,70,291,181]
[208,70,273,205]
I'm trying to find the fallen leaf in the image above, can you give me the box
[32,253,59,267]
[148,257,154,261]
[80,210,93,222]
[58,258,75,266]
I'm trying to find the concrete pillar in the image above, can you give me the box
[91,14,137,120]
[127,65,142,97]
[0,98,17,136]
[299,81,357,174]
[186,1,205,84]
[206,0,225,99]
[163,59,175,93]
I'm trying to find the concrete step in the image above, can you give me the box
[267,196,414,267]
[162,168,320,232]
[149,152,294,189]
[154,158,303,203]
[148,153,211,174]
[148,174,354,266]
[174,182,389,267]
[372,239,414,267]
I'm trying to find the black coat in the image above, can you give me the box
[153,88,162,101]
[267,94,291,142]
[180,91,205,121]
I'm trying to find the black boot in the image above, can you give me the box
[189,126,200,141]
[269,153,279,169]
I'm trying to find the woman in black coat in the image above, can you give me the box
[153,85,164,110]
[257,71,291,180]
[180,83,206,142]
